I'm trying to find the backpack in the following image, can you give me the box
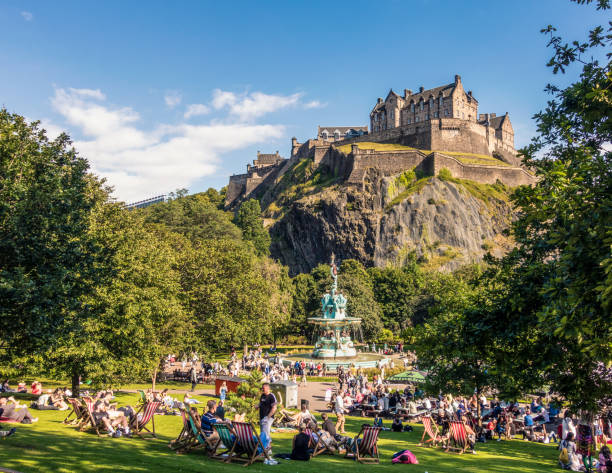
[392,450,418,464]
[559,442,569,464]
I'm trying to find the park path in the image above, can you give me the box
[118,381,336,411]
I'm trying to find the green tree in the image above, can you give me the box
[414,0,612,412]
[369,262,424,331]
[494,0,612,411]
[338,259,383,341]
[141,191,241,242]
[234,199,271,256]
[44,204,193,393]
[0,111,107,377]
[184,239,290,352]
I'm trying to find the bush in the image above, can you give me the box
[438,168,453,181]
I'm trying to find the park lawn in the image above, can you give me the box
[0,393,560,473]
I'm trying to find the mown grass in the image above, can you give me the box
[0,391,559,473]
[335,142,511,167]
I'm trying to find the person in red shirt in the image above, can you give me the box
[31,381,42,395]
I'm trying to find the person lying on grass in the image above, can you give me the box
[0,397,37,424]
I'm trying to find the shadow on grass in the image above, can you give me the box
[0,411,558,473]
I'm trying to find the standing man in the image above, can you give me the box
[335,390,348,434]
[258,383,277,452]
[190,364,197,392]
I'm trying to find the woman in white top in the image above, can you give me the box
[562,411,577,440]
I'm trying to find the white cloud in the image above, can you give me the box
[50,88,284,202]
[164,91,182,108]
[212,89,309,121]
[21,11,33,21]
[304,100,326,109]
[184,103,211,119]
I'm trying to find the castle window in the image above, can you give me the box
[407,118,411,124]
[426,114,429,120]
[411,103,415,113]
[419,101,424,111]
[334,132,340,140]
[429,98,434,109]
[322,131,328,139]
[415,116,419,123]
[439,96,443,107]
[434,111,438,118]
[445,110,450,117]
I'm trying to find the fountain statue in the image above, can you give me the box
[308,255,362,358]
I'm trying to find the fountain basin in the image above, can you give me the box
[280,352,389,371]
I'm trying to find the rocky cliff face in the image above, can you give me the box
[269,171,514,275]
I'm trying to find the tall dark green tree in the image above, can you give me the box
[234,199,271,256]
[410,0,612,412]
[0,111,107,374]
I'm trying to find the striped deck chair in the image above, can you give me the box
[79,396,101,436]
[179,410,211,453]
[227,421,269,466]
[169,408,191,451]
[63,398,86,425]
[446,421,468,454]
[303,427,317,449]
[212,423,241,461]
[418,416,441,447]
[345,426,381,464]
[313,430,336,457]
[131,401,161,439]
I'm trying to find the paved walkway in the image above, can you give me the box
[119,381,337,411]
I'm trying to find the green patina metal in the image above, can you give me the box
[308,255,362,359]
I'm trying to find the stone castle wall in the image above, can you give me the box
[328,117,520,166]
[332,147,534,188]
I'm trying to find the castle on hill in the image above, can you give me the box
[225,75,534,208]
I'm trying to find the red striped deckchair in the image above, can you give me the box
[418,416,441,447]
[303,427,317,449]
[79,396,102,436]
[446,421,468,454]
[63,398,86,425]
[227,421,269,466]
[169,408,191,451]
[345,426,381,464]
[131,401,161,439]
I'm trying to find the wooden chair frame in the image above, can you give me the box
[227,421,270,467]
[131,401,161,439]
[446,420,469,454]
[418,415,442,447]
[345,426,381,464]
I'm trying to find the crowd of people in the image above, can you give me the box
[2,350,612,471]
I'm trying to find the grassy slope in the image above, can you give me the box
[0,392,558,473]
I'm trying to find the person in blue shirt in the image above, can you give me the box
[523,410,535,440]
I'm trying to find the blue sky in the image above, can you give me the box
[0,1,605,202]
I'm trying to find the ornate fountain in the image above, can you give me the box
[308,255,362,358]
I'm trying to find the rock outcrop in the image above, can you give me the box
[268,170,514,275]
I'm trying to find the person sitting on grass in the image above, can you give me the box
[559,431,582,471]
[49,388,68,410]
[290,424,311,461]
[391,415,403,432]
[30,381,42,395]
[320,413,351,451]
[598,445,612,473]
[0,397,37,424]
